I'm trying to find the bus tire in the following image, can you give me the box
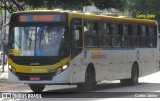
[120,63,139,86]
[130,63,139,85]
[29,84,45,92]
[77,66,96,91]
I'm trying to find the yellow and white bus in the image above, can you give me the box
[7,10,159,92]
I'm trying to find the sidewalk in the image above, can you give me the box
[0,64,12,90]
[0,65,27,91]
[0,64,8,78]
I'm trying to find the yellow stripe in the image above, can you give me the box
[8,56,71,74]
[84,48,102,50]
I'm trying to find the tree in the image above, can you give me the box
[17,0,91,10]
[91,0,127,11]
[0,0,25,13]
[17,0,127,11]
[0,7,3,13]
[17,0,44,8]
[127,0,160,24]
[1,0,128,13]
[127,0,160,17]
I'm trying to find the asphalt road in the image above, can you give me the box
[1,71,160,101]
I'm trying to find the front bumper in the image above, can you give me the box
[8,67,71,84]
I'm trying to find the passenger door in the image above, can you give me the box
[70,18,83,82]
[70,18,83,58]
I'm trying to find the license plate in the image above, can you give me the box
[30,76,40,81]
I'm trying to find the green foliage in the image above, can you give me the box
[126,0,160,32]
[91,0,127,11]
[127,0,160,21]
[17,0,127,11]
[0,8,3,13]
[1,0,127,13]
[0,0,25,13]
[17,0,44,8]
[56,0,91,10]
[17,0,91,10]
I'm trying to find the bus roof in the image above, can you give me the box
[13,10,157,25]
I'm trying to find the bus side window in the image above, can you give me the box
[122,24,130,47]
[98,22,108,47]
[141,25,148,47]
[132,25,139,47]
[118,24,123,47]
[149,26,153,47]
[118,24,123,35]
[84,21,98,47]
[108,23,114,47]
[146,26,149,47]
[112,24,121,47]
[84,22,92,46]
[137,25,141,47]
[105,23,112,47]
[149,26,157,48]
[128,25,133,47]
[153,26,157,47]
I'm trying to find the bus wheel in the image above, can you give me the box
[29,84,45,92]
[77,67,96,91]
[120,63,139,86]
[130,63,139,85]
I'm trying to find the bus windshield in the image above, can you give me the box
[11,26,69,56]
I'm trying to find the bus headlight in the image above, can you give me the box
[9,65,16,75]
[62,65,68,70]
[8,65,12,69]
[56,64,69,75]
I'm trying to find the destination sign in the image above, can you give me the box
[19,14,62,22]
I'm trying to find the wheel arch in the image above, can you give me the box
[76,63,96,91]
[87,63,95,73]
[86,63,96,79]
